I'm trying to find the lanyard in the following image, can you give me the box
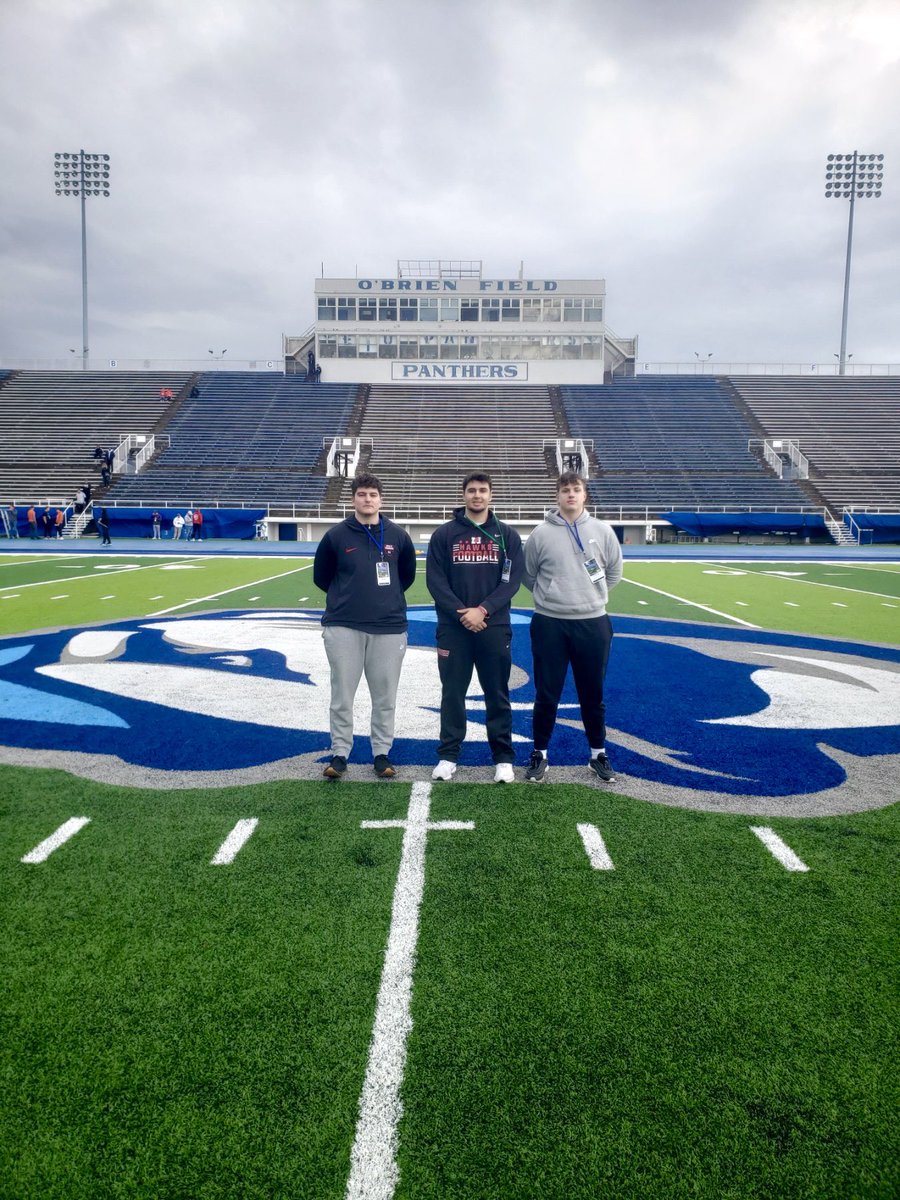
[562,516,586,554]
[362,517,384,558]
[465,515,506,556]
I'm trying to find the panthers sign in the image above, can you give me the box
[0,608,897,815]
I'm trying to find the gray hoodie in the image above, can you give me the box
[524,509,623,619]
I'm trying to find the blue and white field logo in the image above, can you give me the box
[0,607,897,814]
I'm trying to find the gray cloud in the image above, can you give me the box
[1,0,897,366]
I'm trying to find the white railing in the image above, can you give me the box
[638,362,900,376]
[747,438,809,480]
[542,437,593,479]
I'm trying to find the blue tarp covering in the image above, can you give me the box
[663,511,828,537]
[97,507,266,540]
[846,512,900,544]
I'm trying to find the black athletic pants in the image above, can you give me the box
[530,612,613,751]
[436,622,514,764]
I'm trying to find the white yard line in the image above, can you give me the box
[0,559,176,594]
[750,572,900,601]
[21,817,91,863]
[210,818,258,865]
[346,782,474,1200]
[577,823,615,870]
[750,826,809,872]
[621,576,760,628]
[148,564,313,616]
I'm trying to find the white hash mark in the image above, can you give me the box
[21,817,91,864]
[210,818,258,865]
[577,823,615,870]
[750,826,809,872]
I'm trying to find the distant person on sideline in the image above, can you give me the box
[313,472,416,780]
[523,471,622,784]
[98,508,112,547]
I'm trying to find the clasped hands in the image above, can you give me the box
[457,606,487,632]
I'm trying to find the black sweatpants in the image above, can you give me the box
[436,622,514,764]
[530,612,613,752]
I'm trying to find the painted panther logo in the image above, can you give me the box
[0,608,897,815]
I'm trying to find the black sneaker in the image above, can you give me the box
[373,755,397,779]
[588,753,617,784]
[323,755,347,779]
[525,751,548,782]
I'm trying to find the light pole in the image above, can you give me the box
[825,151,884,376]
[54,150,111,370]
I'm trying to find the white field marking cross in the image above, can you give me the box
[346,781,474,1200]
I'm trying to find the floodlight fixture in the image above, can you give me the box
[54,150,112,369]
[825,151,884,375]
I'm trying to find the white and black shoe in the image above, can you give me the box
[588,753,616,784]
[525,751,548,782]
[432,759,457,781]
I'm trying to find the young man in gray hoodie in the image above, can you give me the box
[523,471,623,783]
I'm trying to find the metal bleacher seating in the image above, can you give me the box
[561,376,811,514]
[728,375,900,512]
[0,370,193,500]
[105,373,358,506]
[347,385,563,511]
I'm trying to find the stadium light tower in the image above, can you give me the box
[825,151,884,376]
[53,150,111,370]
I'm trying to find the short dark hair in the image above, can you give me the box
[462,472,492,491]
[557,471,586,491]
[351,472,383,495]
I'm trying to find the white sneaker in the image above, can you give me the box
[432,759,457,781]
[493,762,515,784]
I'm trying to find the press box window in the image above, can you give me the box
[318,334,337,358]
[318,297,336,320]
[440,297,459,321]
[522,299,542,322]
[358,335,378,358]
[399,298,418,321]
[501,299,520,322]
[419,298,439,322]
[563,300,583,322]
[337,335,357,359]
[583,298,603,322]
[399,336,418,358]
[460,297,479,321]
[379,298,397,321]
[378,336,397,358]
[337,297,356,320]
[439,336,458,359]
[481,298,500,322]
[419,335,438,359]
[358,298,377,321]
[459,336,478,359]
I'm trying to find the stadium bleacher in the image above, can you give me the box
[729,375,900,512]
[561,376,812,513]
[344,384,564,510]
[104,373,358,505]
[0,370,193,500]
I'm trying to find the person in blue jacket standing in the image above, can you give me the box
[313,473,416,780]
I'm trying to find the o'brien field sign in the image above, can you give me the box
[356,278,560,292]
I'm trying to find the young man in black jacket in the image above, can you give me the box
[313,473,417,779]
[426,472,524,782]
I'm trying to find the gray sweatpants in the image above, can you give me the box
[323,626,408,759]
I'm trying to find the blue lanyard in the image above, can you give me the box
[562,517,585,553]
[362,517,384,558]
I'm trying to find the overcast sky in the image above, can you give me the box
[1,0,898,368]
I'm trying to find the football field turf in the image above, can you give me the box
[1,549,898,1197]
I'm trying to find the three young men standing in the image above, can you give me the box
[315,468,621,785]
[314,473,416,779]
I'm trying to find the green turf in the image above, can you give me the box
[1,769,897,1197]
[2,553,899,644]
